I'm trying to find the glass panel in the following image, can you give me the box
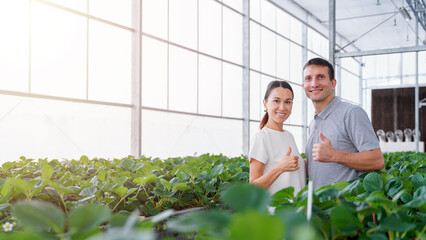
[142,0,168,40]
[223,63,243,118]
[198,55,221,116]
[169,0,197,50]
[88,20,132,103]
[44,0,87,13]
[402,52,415,76]
[250,71,261,121]
[199,0,221,58]
[289,16,302,44]
[250,0,261,22]
[289,43,302,84]
[141,110,243,158]
[169,45,197,113]
[276,8,290,38]
[0,1,29,92]
[0,95,130,163]
[89,0,132,28]
[341,71,360,104]
[260,74,274,120]
[250,121,261,145]
[31,2,86,99]
[261,0,276,31]
[223,0,243,13]
[223,8,243,65]
[142,36,168,109]
[250,21,261,71]
[277,36,290,80]
[260,27,276,76]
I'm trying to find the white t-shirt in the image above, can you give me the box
[249,127,306,195]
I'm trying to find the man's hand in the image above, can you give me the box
[312,132,335,162]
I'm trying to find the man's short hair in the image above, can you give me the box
[303,58,335,80]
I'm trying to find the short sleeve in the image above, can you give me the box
[345,107,380,152]
[249,131,269,164]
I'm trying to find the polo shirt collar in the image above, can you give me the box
[314,97,341,120]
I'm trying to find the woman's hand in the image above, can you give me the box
[276,147,299,172]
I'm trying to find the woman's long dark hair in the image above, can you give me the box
[260,81,294,129]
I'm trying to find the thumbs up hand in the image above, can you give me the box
[276,147,299,172]
[312,132,335,162]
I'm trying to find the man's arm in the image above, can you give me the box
[312,132,384,171]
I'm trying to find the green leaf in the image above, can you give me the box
[229,211,284,240]
[363,172,383,193]
[159,178,172,191]
[377,215,416,232]
[339,180,360,197]
[115,187,129,198]
[13,200,65,234]
[330,204,362,236]
[80,155,90,163]
[69,204,111,236]
[412,174,425,190]
[385,178,403,197]
[121,159,135,171]
[172,183,191,191]
[97,171,107,181]
[42,165,54,182]
[1,180,12,196]
[270,187,294,206]
[134,174,157,186]
[333,181,348,190]
[405,186,426,209]
[80,186,97,197]
[210,164,224,177]
[221,183,270,212]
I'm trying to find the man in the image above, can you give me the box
[303,58,384,190]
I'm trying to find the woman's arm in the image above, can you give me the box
[249,147,299,189]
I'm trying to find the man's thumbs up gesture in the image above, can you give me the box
[312,132,335,162]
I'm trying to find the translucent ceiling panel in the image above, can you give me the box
[198,55,221,116]
[250,21,261,71]
[0,1,29,92]
[286,84,302,126]
[169,0,197,50]
[199,0,221,58]
[277,36,290,81]
[261,27,276,76]
[0,95,130,163]
[223,8,243,65]
[89,0,132,28]
[141,110,243,158]
[223,0,243,13]
[169,45,197,113]
[88,20,131,104]
[142,0,168,40]
[260,0,276,31]
[44,0,87,12]
[223,63,243,118]
[276,9,290,39]
[250,71,261,121]
[31,2,86,99]
[141,36,168,109]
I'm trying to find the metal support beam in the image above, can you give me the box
[131,0,142,157]
[302,18,308,151]
[415,15,420,152]
[335,57,341,97]
[406,0,426,32]
[336,45,426,58]
[329,0,336,66]
[243,0,250,156]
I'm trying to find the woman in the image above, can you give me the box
[249,81,306,196]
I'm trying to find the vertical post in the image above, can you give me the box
[131,0,142,157]
[329,0,336,66]
[415,10,420,152]
[359,60,363,107]
[243,0,250,155]
[335,57,341,97]
[302,21,308,150]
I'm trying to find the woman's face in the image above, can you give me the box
[263,87,293,127]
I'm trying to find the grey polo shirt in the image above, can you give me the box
[305,97,380,190]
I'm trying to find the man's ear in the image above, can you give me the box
[331,79,337,89]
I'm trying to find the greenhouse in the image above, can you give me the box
[0,0,425,239]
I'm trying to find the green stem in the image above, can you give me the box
[415,225,426,240]
[112,198,124,211]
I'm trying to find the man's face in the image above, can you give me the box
[302,65,336,103]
